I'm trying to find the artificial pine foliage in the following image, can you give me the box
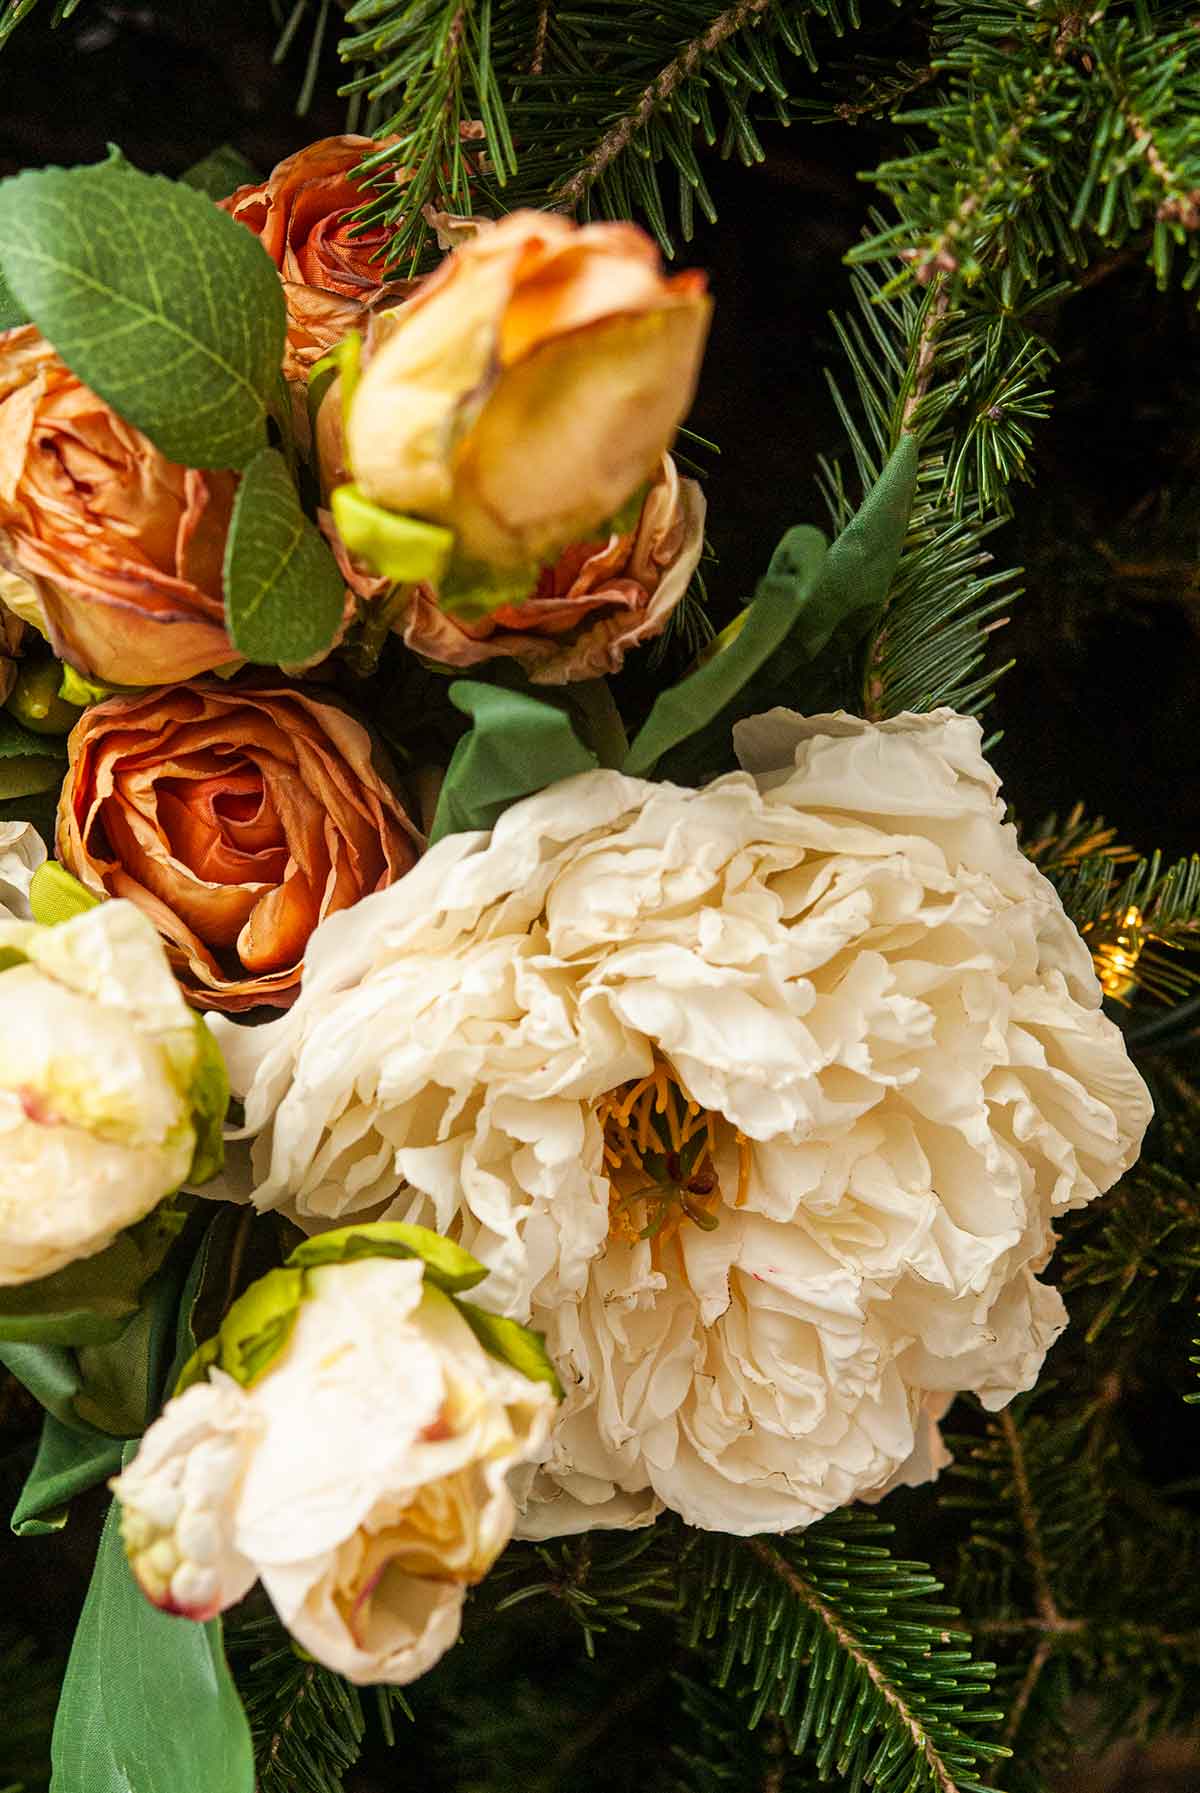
[1,2,1199,1790]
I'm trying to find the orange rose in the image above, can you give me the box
[0,326,237,687]
[368,455,706,683]
[57,682,421,1012]
[220,137,413,394]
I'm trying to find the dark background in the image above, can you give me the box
[1,3,1198,1788]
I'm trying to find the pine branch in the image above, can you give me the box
[226,1610,410,1793]
[490,1528,683,1657]
[684,1512,1006,1793]
[1062,1160,1200,1347]
[0,0,89,46]
[338,0,519,270]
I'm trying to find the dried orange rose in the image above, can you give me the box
[220,137,413,393]
[387,456,706,683]
[0,326,237,687]
[332,211,712,575]
[57,682,421,1012]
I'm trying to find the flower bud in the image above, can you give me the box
[0,899,221,1285]
[334,212,711,575]
[113,1246,556,1684]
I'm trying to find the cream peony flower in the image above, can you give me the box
[0,819,45,919]
[0,899,207,1285]
[215,710,1152,1538]
[112,1254,555,1683]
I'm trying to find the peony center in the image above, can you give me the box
[597,1058,750,1246]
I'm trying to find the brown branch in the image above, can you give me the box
[1122,103,1200,230]
[1001,1637,1052,1753]
[529,0,553,75]
[746,1539,966,1793]
[901,276,950,431]
[1000,1408,1061,1628]
[554,0,774,210]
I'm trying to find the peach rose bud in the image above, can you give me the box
[220,137,415,401]
[0,326,237,688]
[57,681,421,1012]
[337,212,712,574]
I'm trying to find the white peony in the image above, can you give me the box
[112,1255,555,1684]
[215,710,1152,1537]
[0,819,45,918]
[0,899,203,1285]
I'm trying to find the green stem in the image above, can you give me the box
[572,679,630,770]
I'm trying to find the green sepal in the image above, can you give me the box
[287,1220,489,1294]
[330,484,455,585]
[186,1016,228,1186]
[59,665,128,707]
[203,1265,306,1392]
[28,861,102,927]
[436,552,540,623]
[308,329,360,445]
[456,1300,564,1400]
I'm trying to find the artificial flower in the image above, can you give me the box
[327,210,711,574]
[57,680,421,1013]
[112,1253,554,1683]
[395,455,706,684]
[0,899,212,1285]
[0,326,237,687]
[0,818,45,918]
[0,594,24,706]
[220,135,415,443]
[216,709,1152,1538]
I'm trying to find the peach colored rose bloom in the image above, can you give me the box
[0,326,237,687]
[338,211,712,573]
[220,137,413,391]
[397,456,706,683]
[57,682,421,1013]
[0,598,24,706]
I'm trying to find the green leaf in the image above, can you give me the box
[0,710,65,799]
[430,682,600,845]
[622,528,829,778]
[0,1209,182,1348]
[330,483,454,585]
[626,438,920,780]
[223,448,345,664]
[187,1017,228,1186]
[28,860,101,928]
[0,261,24,331]
[50,1487,254,1793]
[456,1300,564,1399]
[288,1220,489,1294]
[10,1413,123,1536]
[179,144,260,202]
[0,159,286,470]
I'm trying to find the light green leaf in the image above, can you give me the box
[330,483,454,585]
[187,1017,228,1186]
[288,1220,489,1294]
[430,681,599,845]
[625,437,920,780]
[179,144,260,202]
[223,448,345,664]
[0,159,286,470]
[28,861,101,927]
[456,1301,564,1399]
[50,1488,254,1793]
